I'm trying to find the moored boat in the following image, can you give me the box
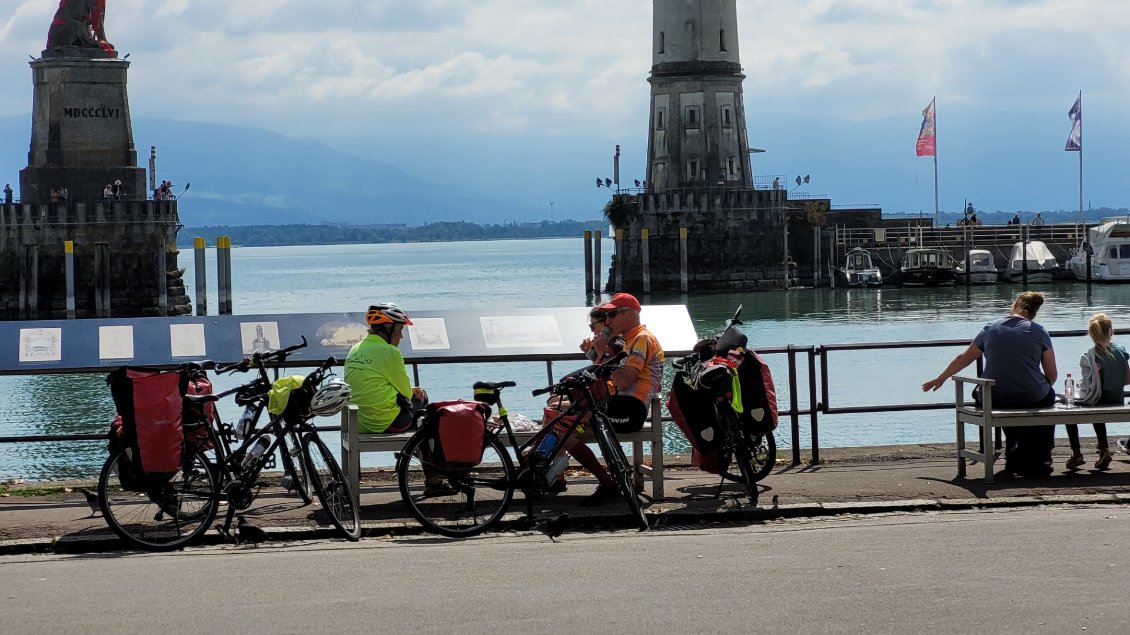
[1066,218,1130,282]
[838,247,883,287]
[955,249,998,285]
[897,247,957,287]
[1004,240,1058,283]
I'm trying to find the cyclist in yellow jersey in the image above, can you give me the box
[344,303,428,434]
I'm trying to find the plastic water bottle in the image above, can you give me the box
[242,436,270,469]
[235,405,256,439]
[1064,373,1075,408]
[536,431,559,457]
[544,455,569,487]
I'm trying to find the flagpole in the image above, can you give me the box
[1078,91,1084,231]
[932,97,939,227]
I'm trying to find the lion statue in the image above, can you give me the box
[46,0,116,57]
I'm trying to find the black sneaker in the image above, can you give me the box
[579,483,620,507]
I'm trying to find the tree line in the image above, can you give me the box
[178,219,608,248]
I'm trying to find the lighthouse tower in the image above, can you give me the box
[606,0,798,293]
[645,0,753,190]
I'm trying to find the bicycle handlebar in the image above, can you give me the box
[531,351,627,396]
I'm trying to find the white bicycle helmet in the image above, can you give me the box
[366,302,413,326]
[310,377,351,416]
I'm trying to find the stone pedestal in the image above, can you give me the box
[18,57,146,204]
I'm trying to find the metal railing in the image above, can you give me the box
[0,329,1111,469]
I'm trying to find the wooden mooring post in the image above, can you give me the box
[679,227,688,292]
[593,229,602,293]
[641,228,651,294]
[64,240,75,319]
[194,237,208,316]
[583,230,593,293]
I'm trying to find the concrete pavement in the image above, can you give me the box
[3,441,1130,554]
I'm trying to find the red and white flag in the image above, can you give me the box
[916,98,936,157]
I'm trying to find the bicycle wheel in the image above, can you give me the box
[396,429,514,538]
[98,448,219,551]
[278,428,312,505]
[722,407,759,503]
[302,432,362,541]
[749,431,777,483]
[594,421,649,530]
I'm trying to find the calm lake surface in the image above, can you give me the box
[4,238,1130,480]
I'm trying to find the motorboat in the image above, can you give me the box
[955,249,998,285]
[837,247,883,287]
[1066,219,1130,282]
[897,247,957,287]
[1004,240,1059,283]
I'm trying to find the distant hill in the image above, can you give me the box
[0,115,544,226]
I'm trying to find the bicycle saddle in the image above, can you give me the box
[473,380,516,390]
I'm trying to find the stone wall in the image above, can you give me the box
[609,188,794,292]
[0,200,191,319]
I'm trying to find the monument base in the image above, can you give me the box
[19,57,145,203]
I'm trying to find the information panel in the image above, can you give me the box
[0,305,697,373]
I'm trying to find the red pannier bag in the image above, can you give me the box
[107,368,186,475]
[430,400,490,467]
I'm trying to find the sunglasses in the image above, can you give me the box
[589,319,604,327]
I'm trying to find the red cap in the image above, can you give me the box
[599,292,641,313]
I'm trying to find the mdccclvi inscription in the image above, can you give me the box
[63,107,122,119]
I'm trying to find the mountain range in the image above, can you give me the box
[3,103,1128,227]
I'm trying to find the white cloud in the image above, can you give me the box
[2,0,1130,212]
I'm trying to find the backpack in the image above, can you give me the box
[735,350,779,434]
[106,368,217,487]
[667,369,726,474]
[429,400,490,467]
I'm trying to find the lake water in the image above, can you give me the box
[4,238,1130,481]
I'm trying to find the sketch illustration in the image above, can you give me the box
[480,315,562,349]
[240,322,279,355]
[98,325,134,359]
[408,317,450,351]
[170,323,206,357]
[19,328,62,363]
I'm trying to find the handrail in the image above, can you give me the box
[1,328,1111,470]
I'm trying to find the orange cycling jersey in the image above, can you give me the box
[619,324,665,403]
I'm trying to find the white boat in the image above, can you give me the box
[1004,240,1059,283]
[838,247,883,287]
[896,247,957,287]
[955,249,998,285]
[1066,219,1130,282]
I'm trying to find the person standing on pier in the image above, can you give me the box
[4,183,13,204]
[922,291,1058,477]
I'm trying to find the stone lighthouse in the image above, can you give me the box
[606,0,792,293]
[646,0,753,190]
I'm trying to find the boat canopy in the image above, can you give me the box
[847,249,873,271]
[1008,241,1056,266]
[904,249,953,269]
[1087,220,1130,248]
[968,250,994,269]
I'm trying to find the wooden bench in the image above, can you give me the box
[953,375,1130,483]
[340,399,666,500]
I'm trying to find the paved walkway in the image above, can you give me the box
[3,442,1129,554]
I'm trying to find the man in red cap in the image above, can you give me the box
[577,292,665,505]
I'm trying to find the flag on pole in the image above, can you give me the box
[1065,94,1082,151]
[916,98,936,157]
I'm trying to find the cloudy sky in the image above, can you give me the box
[2,0,1128,218]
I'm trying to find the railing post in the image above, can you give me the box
[788,345,801,465]
[808,346,820,464]
[157,238,168,317]
[614,228,623,290]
